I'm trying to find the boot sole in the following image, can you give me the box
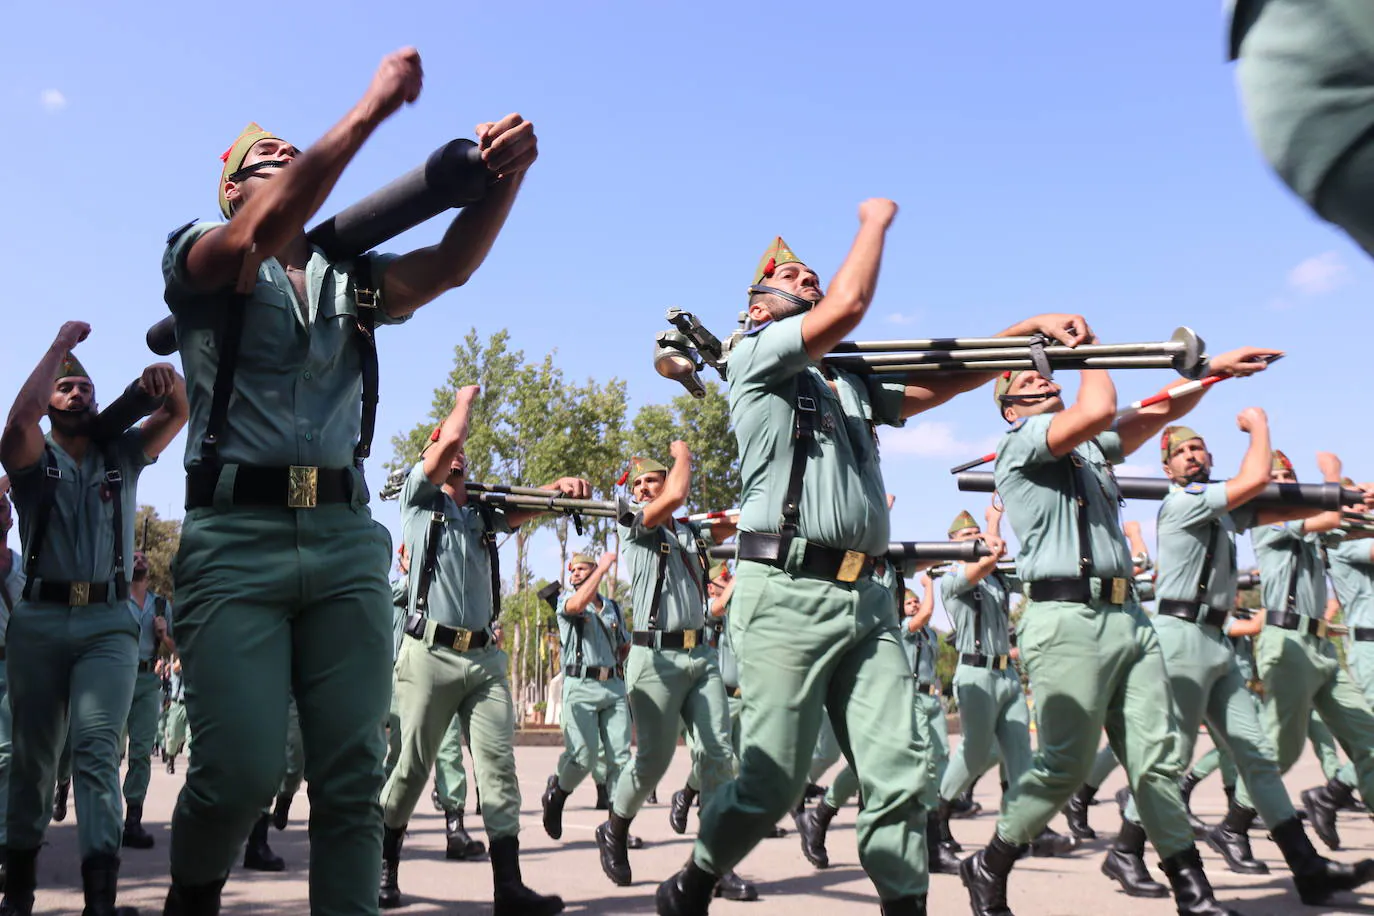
[1100,858,1170,898]
[595,826,632,887]
[1203,834,1269,875]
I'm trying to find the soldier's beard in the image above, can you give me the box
[132,569,150,582]
[47,406,94,437]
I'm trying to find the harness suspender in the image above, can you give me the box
[1283,539,1305,614]
[101,439,128,602]
[571,597,618,669]
[780,373,822,543]
[413,493,502,626]
[351,255,380,464]
[474,503,502,623]
[21,448,62,600]
[21,443,126,602]
[1194,520,1222,606]
[647,528,673,632]
[1066,452,1095,577]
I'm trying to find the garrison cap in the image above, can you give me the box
[55,351,90,382]
[948,510,979,538]
[569,552,596,568]
[219,122,281,218]
[753,236,803,287]
[628,456,667,483]
[708,561,729,582]
[1160,425,1204,463]
[1272,450,1294,474]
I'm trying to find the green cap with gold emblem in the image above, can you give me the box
[55,351,90,382]
[1160,425,1204,463]
[569,552,595,568]
[219,122,281,218]
[628,456,667,484]
[1272,450,1294,474]
[753,236,803,287]
[948,510,979,538]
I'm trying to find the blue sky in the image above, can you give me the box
[2,2,1364,624]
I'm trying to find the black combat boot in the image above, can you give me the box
[1271,815,1374,905]
[880,897,927,915]
[270,793,293,831]
[79,853,139,916]
[445,809,486,860]
[52,781,70,823]
[1302,777,1354,851]
[595,813,634,886]
[1028,825,1077,858]
[165,756,176,775]
[542,775,570,840]
[1205,799,1268,874]
[1063,783,1098,841]
[655,858,718,916]
[797,801,838,869]
[242,815,284,872]
[927,813,962,875]
[594,782,610,810]
[490,836,564,916]
[1159,847,1242,916]
[1179,772,1208,837]
[378,825,404,910]
[1100,820,1168,898]
[959,832,1024,916]
[713,870,758,901]
[937,798,963,853]
[160,877,225,916]
[0,847,38,916]
[122,802,156,850]
[670,786,698,835]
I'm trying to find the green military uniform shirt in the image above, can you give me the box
[162,221,406,472]
[1327,538,1374,629]
[557,592,628,669]
[1252,522,1326,617]
[618,514,710,633]
[128,592,170,661]
[390,573,409,661]
[717,619,740,690]
[904,624,939,684]
[728,316,906,556]
[399,464,510,632]
[1,549,23,643]
[942,568,1012,656]
[994,414,1131,582]
[1155,482,1257,610]
[8,430,153,588]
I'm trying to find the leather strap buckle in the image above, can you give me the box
[69,582,90,607]
[837,550,866,583]
[288,466,319,509]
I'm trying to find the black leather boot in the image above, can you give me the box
[242,815,284,871]
[1029,825,1077,858]
[879,897,926,915]
[445,809,486,860]
[950,785,983,819]
[670,786,698,835]
[52,781,70,823]
[490,835,564,916]
[937,799,963,853]
[541,775,570,841]
[1100,820,1168,898]
[797,801,838,869]
[1159,847,1242,916]
[959,832,1024,916]
[1063,784,1098,841]
[378,825,404,910]
[80,853,139,916]
[595,813,633,886]
[270,793,292,831]
[1179,772,1208,838]
[1205,799,1268,874]
[122,802,156,850]
[165,756,175,775]
[0,847,38,916]
[655,858,718,916]
[712,870,758,901]
[1271,815,1374,905]
[161,877,225,916]
[430,788,444,813]
[1302,778,1353,851]
[594,782,610,811]
[927,812,962,875]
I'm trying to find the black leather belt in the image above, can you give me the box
[632,630,705,650]
[1354,628,1374,643]
[36,581,112,606]
[726,685,742,699]
[737,532,879,584]
[186,465,353,509]
[960,653,1011,671]
[565,664,621,681]
[915,680,939,697]
[137,660,156,673]
[1266,610,1331,639]
[1025,576,1130,606]
[408,623,492,652]
[1158,600,1230,628]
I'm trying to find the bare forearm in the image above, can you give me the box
[564,568,606,613]
[8,342,66,430]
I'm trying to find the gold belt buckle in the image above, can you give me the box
[288,466,319,509]
[597,668,610,682]
[452,629,473,652]
[1109,577,1128,605]
[1315,620,1329,640]
[837,550,865,583]
[69,582,90,607]
[682,630,698,650]
[994,655,1008,671]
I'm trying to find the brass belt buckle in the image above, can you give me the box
[994,655,1008,671]
[837,550,865,583]
[288,466,319,509]
[69,582,90,607]
[1315,620,1329,640]
[1109,577,1128,605]
[597,668,609,682]
[682,630,698,650]
[453,629,473,652]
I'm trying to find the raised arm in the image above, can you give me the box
[639,440,693,529]
[800,199,898,360]
[564,552,615,615]
[2,321,89,474]
[135,363,189,460]
[908,573,936,631]
[1047,368,1117,458]
[423,385,480,485]
[1224,408,1273,511]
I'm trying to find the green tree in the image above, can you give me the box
[626,381,738,514]
[134,506,181,598]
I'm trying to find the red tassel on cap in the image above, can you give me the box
[430,428,441,442]
[762,257,776,278]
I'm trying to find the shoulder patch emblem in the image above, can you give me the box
[166,219,197,244]
[1009,418,1027,432]
[1184,482,1206,494]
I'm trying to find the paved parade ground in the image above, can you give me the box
[26,736,1374,914]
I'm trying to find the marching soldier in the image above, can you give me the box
[657,210,1090,916]
[1100,417,1373,906]
[120,550,175,851]
[163,657,188,773]
[158,46,537,914]
[0,325,187,915]
[379,386,574,914]
[542,552,631,842]
[597,448,756,901]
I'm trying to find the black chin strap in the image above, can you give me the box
[748,284,815,313]
[227,160,287,182]
[998,389,1061,405]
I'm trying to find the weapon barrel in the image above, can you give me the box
[90,381,166,441]
[707,540,990,561]
[957,472,1360,510]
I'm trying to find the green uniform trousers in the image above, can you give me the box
[1088,744,1119,788]
[432,714,469,812]
[1000,600,1192,857]
[381,634,519,838]
[0,663,12,845]
[695,565,929,900]
[556,676,632,795]
[611,644,732,820]
[56,729,72,785]
[1345,640,1374,708]
[940,667,1030,804]
[122,669,162,804]
[164,701,188,758]
[809,713,843,784]
[684,692,745,794]
[826,691,948,810]
[279,694,304,799]
[383,695,400,782]
[1121,617,1293,828]
[1198,708,1341,785]
[1237,628,1374,809]
[7,599,138,857]
[170,505,393,915]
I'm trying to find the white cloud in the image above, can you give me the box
[1286,251,1348,297]
[38,89,66,112]
[1114,463,1163,479]
[885,311,920,326]
[882,420,1000,462]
